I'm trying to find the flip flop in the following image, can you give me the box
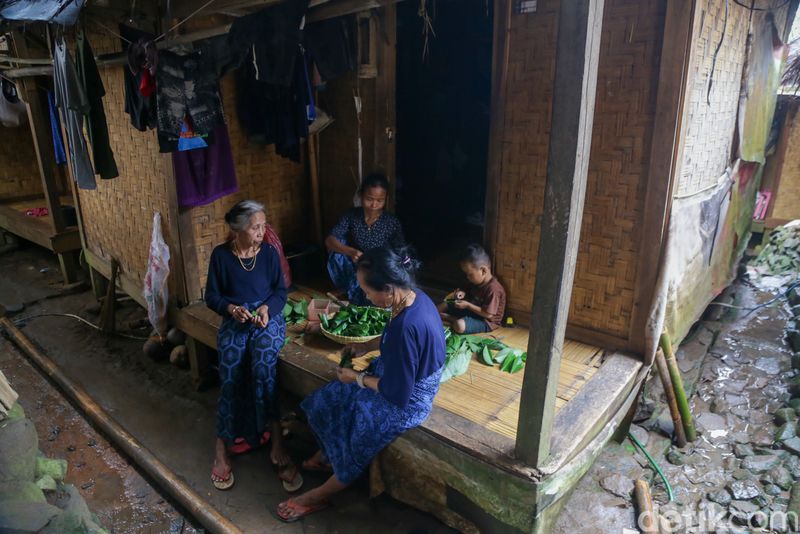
[276,498,329,522]
[278,462,303,492]
[228,431,271,455]
[211,465,234,491]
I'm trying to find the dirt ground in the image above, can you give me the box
[0,243,452,533]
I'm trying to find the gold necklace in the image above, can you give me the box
[391,290,413,319]
[234,241,258,272]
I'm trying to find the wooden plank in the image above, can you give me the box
[83,248,148,309]
[0,206,52,249]
[628,0,697,355]
[483,0,512,256]
[515,0,605,468]
[373,4,397,200]
[49,230,81,254]
[173,303,221,350]
[0,370,19,416]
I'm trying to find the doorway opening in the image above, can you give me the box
[395,0,493,287]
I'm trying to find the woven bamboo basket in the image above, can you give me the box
[286,319,308,334]
[319,326,382,345]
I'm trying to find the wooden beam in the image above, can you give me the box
[48,229,81,254]
[373,5,397,196]
[628,0,698,354]
[84,248,148,309]
[514,0,605,467]
[483,0,512,256]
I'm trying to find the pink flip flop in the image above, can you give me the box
[228,431,271,455]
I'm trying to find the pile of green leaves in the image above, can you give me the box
[751,222,800,277]
[282,298,308,325]
[320,305,391,338]
[441,329,527,383]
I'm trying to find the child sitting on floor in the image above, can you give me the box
[438,244,506,334]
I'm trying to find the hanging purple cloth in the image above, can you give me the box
[172,123,238,207]
[47,91,67,165]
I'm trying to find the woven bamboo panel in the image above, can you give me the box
[569,0,666,337]
[318,70,377,233]
[493,0,663,339]
[676,0,748,197]
[76,30,173,290]
[773,102,800,221]
[192,75,310,293]
[0,124,42,199]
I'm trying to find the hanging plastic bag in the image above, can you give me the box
[143,212,170,336]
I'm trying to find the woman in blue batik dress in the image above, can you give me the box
[205,200,298,491]
[277,245,446,522]
[324,173,405,305]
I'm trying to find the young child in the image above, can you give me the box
[438,244,506,334]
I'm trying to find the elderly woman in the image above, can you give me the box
[325,173,405,305]
[205,200,298,491]
[277,246,445,522]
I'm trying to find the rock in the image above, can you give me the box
[728,479,762,500]
[707,488,732,506]
[786,455,800,477]
[788,483,800,519]
[732,468,753,480]
[169,345,188,368]
[0,481,46,503]
[0,418,38,483]
[725,394,748,406]
[629,424,649,447]
[166,327,186,346]
[755,356,783,375]
[6,402,25,421]
[35,457,67,482]
[666,450,686,466]
[35,474,57,492]
[0,501,61,532]
[40,484,108,534]
[790,397,800,411]
[696,412,727,437]
[655,413,675,438]
[142,338,169,361]
[734,443,755,458]
[775,408,798,425]
[729,500,760,525]
[765,483,784,496]
[770,466,793,491]
[793,355,800,371]
[752,427,775,447]
[783,436,800,456]
[742,453,783,473]
[776,422,797,442]
[599,474,633,498]
[788,329,800,354]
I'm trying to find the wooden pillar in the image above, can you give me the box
[12,30,78,284]
[374,5,397,207]
[514,0,605,467]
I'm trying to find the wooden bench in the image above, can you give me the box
[172,302,220,388]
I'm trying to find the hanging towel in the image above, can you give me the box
[47,92,67,165]
[172,123,238,208]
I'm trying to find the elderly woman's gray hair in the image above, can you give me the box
[224,200,266,231]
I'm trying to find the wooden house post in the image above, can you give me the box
[514,0,605,467]
[12,30,78,284]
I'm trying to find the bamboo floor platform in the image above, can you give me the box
[0,196,79,253]
[287,287,604,441]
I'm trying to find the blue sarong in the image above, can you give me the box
[326,252,367,305]
[216,301,285,447]
[300,357,442,484]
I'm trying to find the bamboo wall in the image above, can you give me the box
[0,123,42,199]
[76,28,309,300]
[492,0,666,342]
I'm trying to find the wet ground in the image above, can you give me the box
[0,243,451,533]
[553,277,800,533]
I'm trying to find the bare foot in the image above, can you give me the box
[277,490,328,515]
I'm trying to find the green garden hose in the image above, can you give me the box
[628,431,674,502]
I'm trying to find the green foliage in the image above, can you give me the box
[282,299,309,325]
[441,329,527,383]
[321,305,391,338]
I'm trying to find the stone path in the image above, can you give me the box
[554,280,800,533]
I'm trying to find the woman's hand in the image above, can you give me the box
[336,367,358,384]
[342,343,368,359]
[347,247,363,263]
[227,304,251,323]
[252,305,269,328]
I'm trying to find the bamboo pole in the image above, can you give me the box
[0,318,244,534]
[634,479,657,534]
[654,348,687,447]
[659,331,697,442]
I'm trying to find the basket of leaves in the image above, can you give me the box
[319,305,390,344]
[282,298,309,334]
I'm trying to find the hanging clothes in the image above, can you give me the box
[156,35,235,153]
[76,29,119,180]
[305,17,356,81]
[53,36,95,190]
[47,92,67,165]
[0,78,27,128]
[236,48,310,162]
[120,24,158,131]
[228,0,308,87]
[171,123,238,208]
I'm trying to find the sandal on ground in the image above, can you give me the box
[277,462,304,492]
[301,458,333,473]
[228,431,271,455]
[276,498,329,522]
[211,464,234,491]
